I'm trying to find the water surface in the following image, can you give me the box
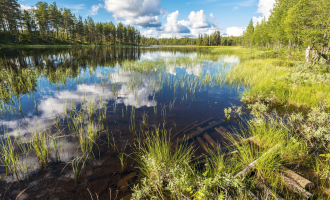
[0,46,244,199]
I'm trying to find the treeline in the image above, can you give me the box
[242,0,330,63]
[1,0,243,46]
[139,31,242,46]
[0,0,142,45]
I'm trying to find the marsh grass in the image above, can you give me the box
[131,127,251,199]
[0,135,27,183]
[225,53,330,107]
[3,45,329,198]
[221,100,330,199]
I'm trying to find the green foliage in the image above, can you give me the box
[243,0,330,64]
[132,128,245,199]
[0,0,141,45]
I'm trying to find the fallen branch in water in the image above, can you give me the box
[175,121,222,144]
[203,133,218,150]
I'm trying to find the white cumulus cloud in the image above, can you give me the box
[90,3,103,15]
[210,13,215,20]
[104,0,162,28]
[225,27,246,36]
[188,10,210,28]
[142,9,220,39]
[20,4,33,10]
[256,0,275,20]
[252,16,263,26]
[164,11,190,33]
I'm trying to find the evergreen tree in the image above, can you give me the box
[35,2,50,43]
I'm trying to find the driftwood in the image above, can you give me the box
[234,144,280,179]
[176,121,222,144]
[283,176,313,199]
[203,133,218,149]
[240,138,315,192]
[171,120,198,140]
[281,166,315,191]
[233,136,314,198]
[196,137,209,153]
[244,138,314,192]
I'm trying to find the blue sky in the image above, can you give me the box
[19,0,275,38]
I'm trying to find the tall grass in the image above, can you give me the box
[225,56,330,107]
[132,127,249,199]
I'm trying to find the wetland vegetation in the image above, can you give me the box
[0,0,330,199]
[0,44,329,200]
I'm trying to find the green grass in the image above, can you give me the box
[225,53,330,108]
[1,45,329,198]
[132,127,249,199]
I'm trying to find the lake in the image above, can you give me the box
[0,46,245,199]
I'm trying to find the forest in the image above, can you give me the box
[0,0,142,45]
[0,0,240,46]
[242,0,330,64]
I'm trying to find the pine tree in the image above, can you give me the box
[48,2,59,44]
[35,2,50,43]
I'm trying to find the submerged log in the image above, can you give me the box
[181,117,213,135]
[215,127,240,142]
[283,176,313,199]
[171,120,198,140]
[176,121,222,144]
[281,166,315,191]
[196,137,209,153]
[203,133,218,149]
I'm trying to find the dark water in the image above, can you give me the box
[0,46,244,199]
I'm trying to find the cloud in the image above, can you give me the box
[225,27,246,36]
[141,29,161,38]
[188,10,210,28]
[256,0,275,19]
[61,4,85,11]
[164,11,190,33]
[142,9,220,39]
[124,16,161,28]
[104,0,162,28]
[90,3,103,15]
[20,4,33,10]
[104,0,161,18]
[252,16,263,26]
[210,13,215,20]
